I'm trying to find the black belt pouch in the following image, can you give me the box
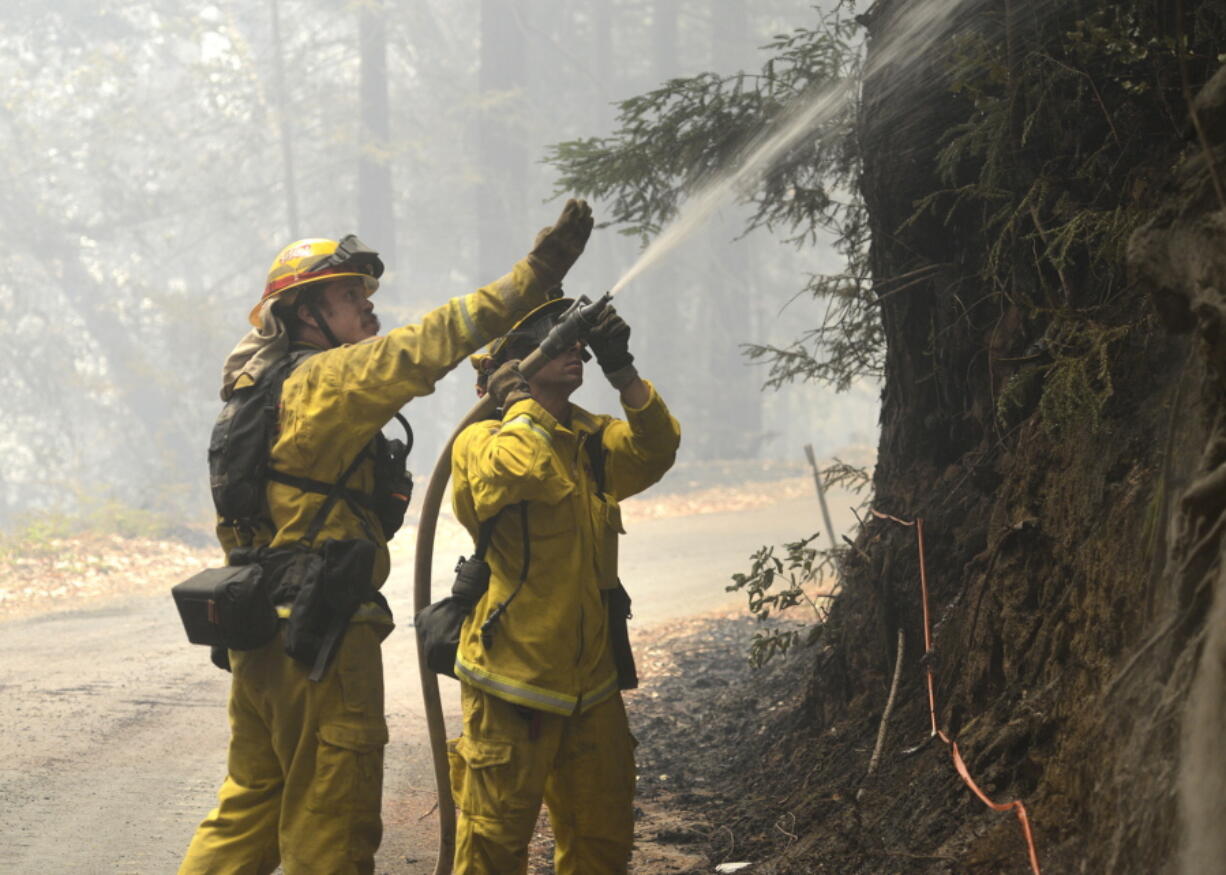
[607,581,638,690]
[171,563,279,651]
[415,554,491,678]
[282,538,377,667]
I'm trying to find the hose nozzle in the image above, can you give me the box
[537,291,612,360]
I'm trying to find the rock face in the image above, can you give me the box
[746,1,1226,872]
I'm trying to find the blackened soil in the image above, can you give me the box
[530,606,1031,875]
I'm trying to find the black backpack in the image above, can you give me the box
[208,349,413,545]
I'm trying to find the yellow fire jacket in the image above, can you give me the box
[451,384,680,715]
[216,259,554,591]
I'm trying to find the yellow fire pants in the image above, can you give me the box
[179,620,389,875]
[449,684,636,874]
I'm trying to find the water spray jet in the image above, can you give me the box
[606,0,971,297]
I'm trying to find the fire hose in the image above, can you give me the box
[412,292,612,875]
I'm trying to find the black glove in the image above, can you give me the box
[528,199,594,286]
[587,306,639,389]
[488,359,532,410]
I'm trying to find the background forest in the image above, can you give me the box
[11,0,1226,869]
[0,0,878,535]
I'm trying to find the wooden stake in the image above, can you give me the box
[859,627,905,800]
[804,443,838,550]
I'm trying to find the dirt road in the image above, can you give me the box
[0,490,852,873]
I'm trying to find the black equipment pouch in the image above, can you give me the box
[283,538,380,681]
[171,562,278,652]
[275,448,385,680]
[606,582,638,690]
[171,545,316,663]
[415,504,514,678]
[179,430,390,679]
[416,553,491,678]
[417,499,532,676]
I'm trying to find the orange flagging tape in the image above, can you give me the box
[871,508,1042,875]
[870,508,914,527]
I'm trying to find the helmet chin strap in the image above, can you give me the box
[308,300,343,348]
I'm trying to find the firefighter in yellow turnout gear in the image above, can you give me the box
[179,200,593,875]
[450,298,681,873]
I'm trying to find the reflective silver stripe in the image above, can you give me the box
[501,414,552,444]
[456,295,483,345]
[578,672,620,712]
[454,658,577,716]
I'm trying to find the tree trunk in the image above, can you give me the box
[270,0,300,239]
[477,0,527,283]
[359,0,395,258]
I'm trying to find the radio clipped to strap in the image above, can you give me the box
[374,413,414,539]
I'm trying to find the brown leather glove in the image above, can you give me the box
[487,359,532,410]
[528,198,594,286]
[531,228,565,300]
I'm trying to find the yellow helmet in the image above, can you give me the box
[470,296,590,390]
[488,297,576,362]
[251,234,384,326]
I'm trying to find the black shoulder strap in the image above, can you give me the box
[473,509,501,559]
[268,422,410,526]
[301,448,371,546]
[266,466,374,509]
[267,348,318,395]
[472,502,528,582]
[476,501,530,648]
[585,425,609,498]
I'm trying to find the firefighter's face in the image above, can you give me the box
[528,341,584,398]
[313,277,380,343]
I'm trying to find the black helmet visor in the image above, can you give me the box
[497,305,592,364]
[309,234,385,279]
